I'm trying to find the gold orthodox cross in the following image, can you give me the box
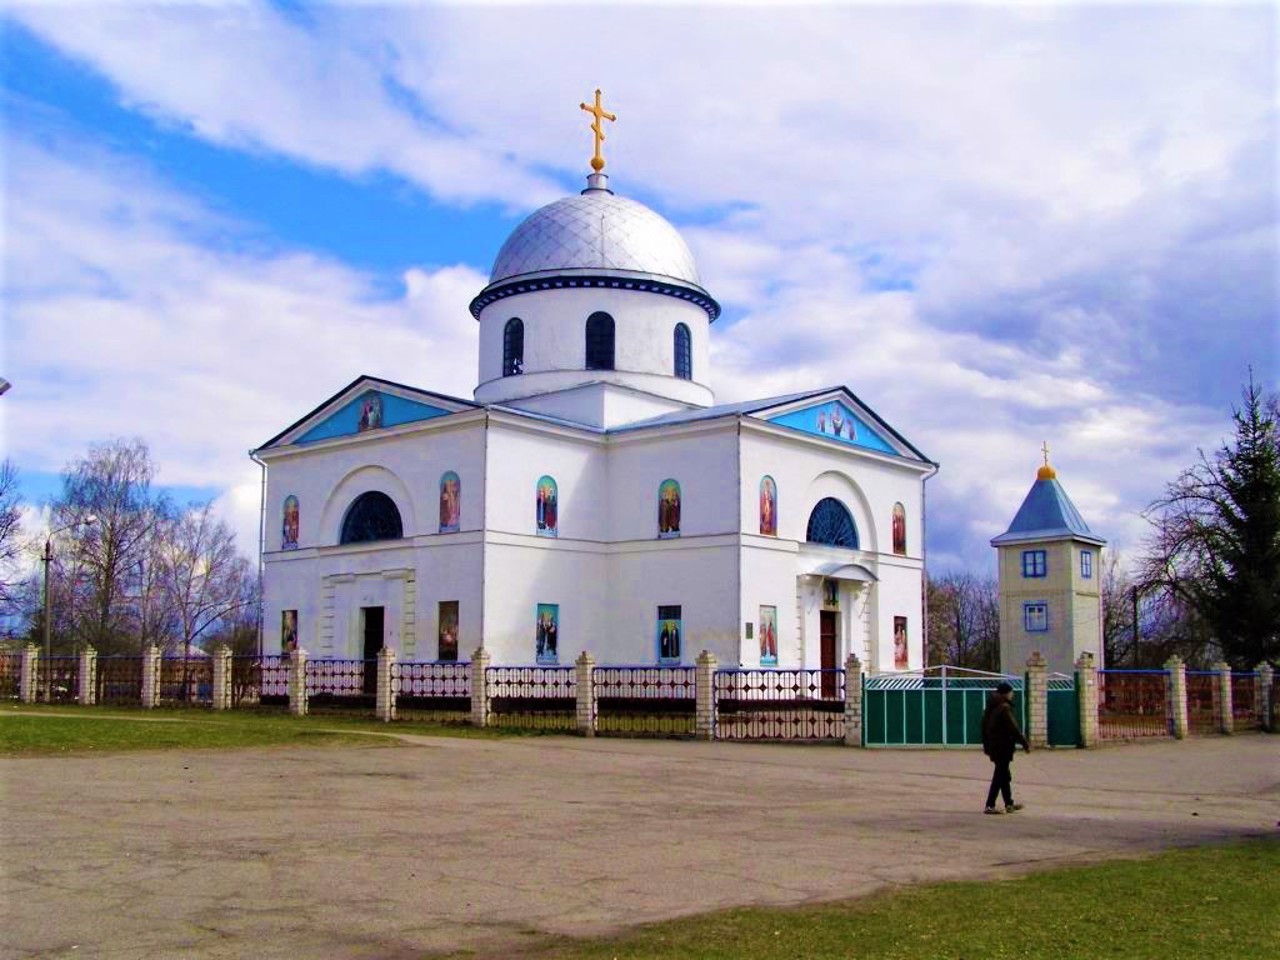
[580,89,617,172]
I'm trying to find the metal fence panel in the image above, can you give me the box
[1047,675,1080,747]
[1186,671,1218,735]
[0,653,20,700]
[38,656,79,703]
[594,666,695,737]
[1098,670,1170,740]
[487,666,576,730]
[97,656,143,705]
[230,656,289,709]
[306,659,376,717]
[863,669,1023,747]
[159,657,213,707]
[393,661,471,723]
[713,669,845,741]
[1230,673,1259,730]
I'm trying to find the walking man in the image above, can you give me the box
[981,681,1030,814]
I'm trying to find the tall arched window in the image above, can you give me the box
[503,318,524,376]
[340,491,403,545]
[674,323,692,380]
[806,497,858,549]
[585,312,615,370]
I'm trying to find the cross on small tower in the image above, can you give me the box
[1041,440,1051,466]
[580,89,617,173]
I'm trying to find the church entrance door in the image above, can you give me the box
[362,606,384,695]
[819,611,837,698]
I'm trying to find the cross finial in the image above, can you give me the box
[1041,440,1050,466]
[580,89,617,173]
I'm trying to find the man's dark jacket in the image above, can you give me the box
[981,693,1029,762]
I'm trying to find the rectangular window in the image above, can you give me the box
[438,601,459,662]
[1021,549,1047,578]
[1024,602,1049,633]
[1080,549,1093,579]
[656,605,682,663]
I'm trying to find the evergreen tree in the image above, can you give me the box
[1145,375,1280,667]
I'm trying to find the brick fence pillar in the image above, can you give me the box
[470,647,491,728]
[843,652,863,747]
[1164,655,1188,739]
[695,650,718,741]
[1076,652,1098,748]
[78,646,97,706]
[141,645,162,709]
[212,646,232,710]
[1215,661,1234,734]
[1025,651,1048,748]
[1259,663,1275,733]
[289,647,308,717]
[20,644,38,704]
[377,647,397,723]
[575,651,596,737]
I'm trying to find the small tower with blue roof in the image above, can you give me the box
[991,447,1107,675]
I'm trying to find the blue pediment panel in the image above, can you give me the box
[296,391,451,444]
[765,400,897,455]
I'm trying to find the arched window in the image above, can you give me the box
[806,497,858,549]
[340,491,403,545]
[503,318,524,377]
[585,312,615,370]
[674,323,692,380]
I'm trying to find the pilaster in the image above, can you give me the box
[141,645,162,709]
[377,647,396,722]
[212,646,233,711]
[1259,663,1275,733]
[1165,655,1188,739]
[1025,651,1048,748]
[1075,651,1098,748]
[20,644,38,704]
[1215,661,1234,734]
[289,647,309,716]
[78,647,97,706]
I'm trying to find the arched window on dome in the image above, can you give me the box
[674,323,692,380]
[806,497,858,549]
[340,492,403,545]
[503,318,524,377]
[585,312,615,370]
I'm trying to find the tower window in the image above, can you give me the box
[503,318,524,376]
[674,323,692,380]
[1021,550,1046,578]
[1080,549,1093,579]
[585,312,615,370]
[1024,602,1049,633]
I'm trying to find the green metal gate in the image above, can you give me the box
[863,667,1026,747]
[1046,673,1080,747]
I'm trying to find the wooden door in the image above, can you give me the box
[362,606,384,695]
[820,610,837,698]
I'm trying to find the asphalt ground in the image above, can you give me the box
[2,731,1277,959]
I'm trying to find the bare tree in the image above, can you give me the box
[51,439,170,654]
[926,571,1000,671]
[0,459,23,619]
[158,502,254,659]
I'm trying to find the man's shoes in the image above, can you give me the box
[1005,803,1024,813]
[984,806,1003,815]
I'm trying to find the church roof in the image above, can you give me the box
[990,474,1106,547]
[488,176,701,287]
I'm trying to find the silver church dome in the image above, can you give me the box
[489,177,701,286]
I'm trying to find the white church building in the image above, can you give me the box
[253,110,937,674]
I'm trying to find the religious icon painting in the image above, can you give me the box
[823,578,840,609]
[357,393,382,432]
[281,610,298,652]
[437,601,459,662]
[439,471,461,533]
[893,616,909,670]
[656,605,682,663]
[535,603,559,664]
[657,478,681,538]
[759,605,778,666]
[535,475,558,537]
[892,502,907,556]
[759,475,777,536]
[281,495,300,550]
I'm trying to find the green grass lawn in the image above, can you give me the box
[442,839,1278,960]
[0,703,504,754]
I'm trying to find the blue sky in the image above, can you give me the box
[2,3,1276,575]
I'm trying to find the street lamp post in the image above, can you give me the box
[42,516,97,702]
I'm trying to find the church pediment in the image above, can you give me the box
[257,376,477,450]
[761,395,901,456]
